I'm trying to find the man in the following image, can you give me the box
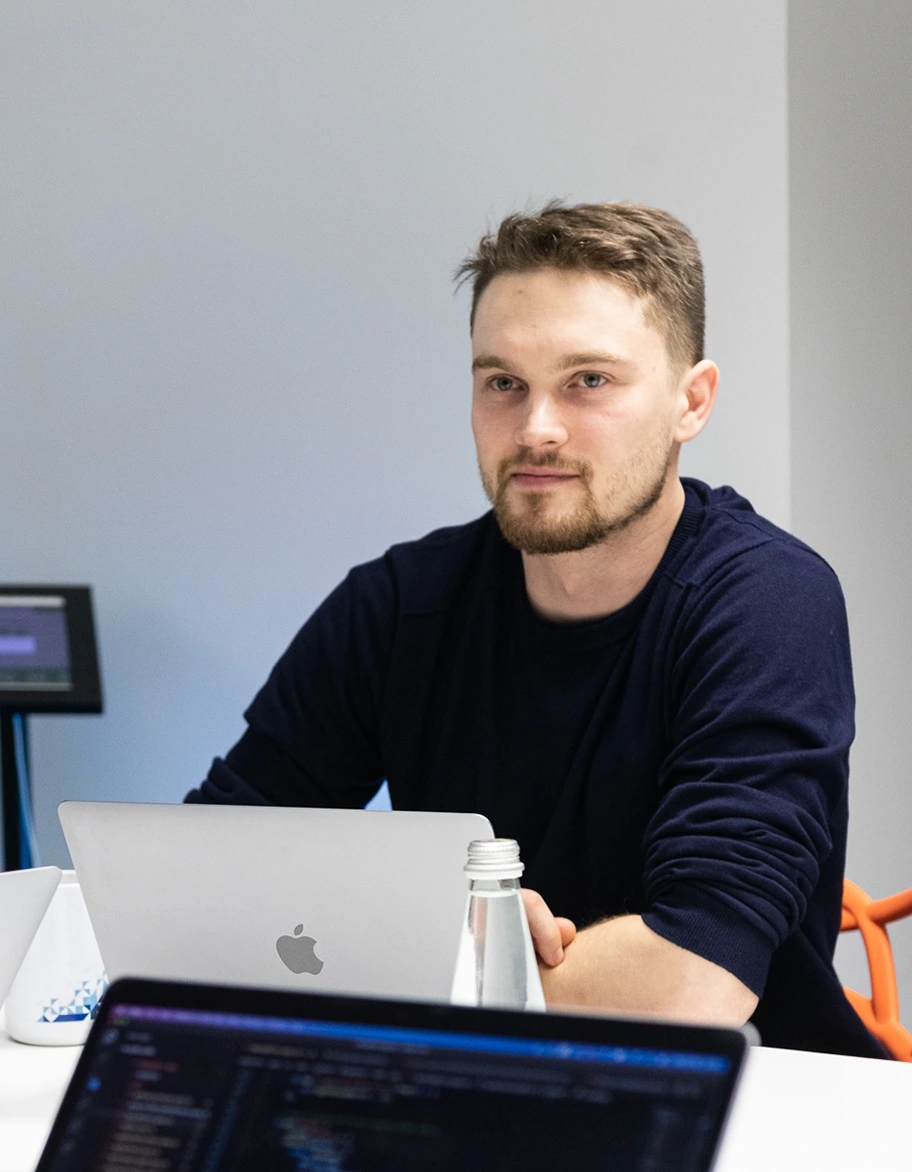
[187,202,883,1057]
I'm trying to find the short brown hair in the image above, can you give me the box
[457,201,705,373]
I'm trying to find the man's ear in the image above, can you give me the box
[674,359,719,444]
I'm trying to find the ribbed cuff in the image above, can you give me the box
[643,885,775,997]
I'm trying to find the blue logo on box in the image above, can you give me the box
[38,974,108,1024]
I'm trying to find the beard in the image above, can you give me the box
[480,434,675,556]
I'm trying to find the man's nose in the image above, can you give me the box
[513,393,568,450]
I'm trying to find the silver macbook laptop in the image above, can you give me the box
[0,865,61,1006]
[59,802,493,1002]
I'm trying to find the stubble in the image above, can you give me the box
[480,434,675,556]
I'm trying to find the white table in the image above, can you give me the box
[2,1016,910,1171]
[717,1045,912,1172]
[0,1018,80,1172]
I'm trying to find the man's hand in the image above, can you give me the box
[521,888,758,1027]
[522,888,577,966]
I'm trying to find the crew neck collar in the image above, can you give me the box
[510,481,703,650]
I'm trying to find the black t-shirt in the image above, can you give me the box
[188,479,885,1058]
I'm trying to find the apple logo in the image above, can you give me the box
[276,923,324,975]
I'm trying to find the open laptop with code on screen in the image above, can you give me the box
[36,977,748,1172]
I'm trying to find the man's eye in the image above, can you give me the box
[492,376,517,392]
[579,372,606,388]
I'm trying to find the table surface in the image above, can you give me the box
[2,1014,910,1172]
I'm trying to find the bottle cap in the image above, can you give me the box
[464,838,524,879]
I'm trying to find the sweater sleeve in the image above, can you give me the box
[185,556,396,807]
[641,540,854,996]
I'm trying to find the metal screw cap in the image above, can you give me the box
[464,838,524,878]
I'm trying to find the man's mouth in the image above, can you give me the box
[509,468,579,488]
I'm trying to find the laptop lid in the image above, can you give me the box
[37,977,747,1172]
[0,865,61,1005]
[59,802,493,1002]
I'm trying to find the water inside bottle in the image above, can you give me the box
[451,877,545,1010]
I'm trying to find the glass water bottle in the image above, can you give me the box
[450,838,545,1011]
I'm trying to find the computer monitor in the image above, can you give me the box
[0,585,102,869]
[0,586,101,714]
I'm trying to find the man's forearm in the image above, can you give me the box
[539,914,758,1026]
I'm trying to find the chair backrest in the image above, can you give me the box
[840,878,912,1061]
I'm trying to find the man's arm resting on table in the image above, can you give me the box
[522,890,758,1027]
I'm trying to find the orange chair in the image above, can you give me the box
[840,878,912,1060]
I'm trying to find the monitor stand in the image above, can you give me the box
[0,711,37,871]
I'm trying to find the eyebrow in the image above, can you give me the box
[471,351,633,373]
[471,354,511,372]
[555,351,632,370]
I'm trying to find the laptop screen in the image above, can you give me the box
[38,980,745,1172]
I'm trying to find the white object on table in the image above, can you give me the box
[5,873,106,1047]
[1,1014,911,1172]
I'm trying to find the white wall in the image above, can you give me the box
[0,0,789,865]
[789,1,912,997]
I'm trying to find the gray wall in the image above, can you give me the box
[789,1,912,996]
[1,1,789,863]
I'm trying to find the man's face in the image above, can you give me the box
[471,268,685,556]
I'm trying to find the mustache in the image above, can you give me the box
[497,451,593,481]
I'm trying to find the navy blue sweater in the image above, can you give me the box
[188,479,884,1057]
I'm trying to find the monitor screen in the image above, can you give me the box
[0,586,101,714]
[39,992,740,1172]
[0,595,72,692]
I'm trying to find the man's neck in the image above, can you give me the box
[521,478,687,623]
